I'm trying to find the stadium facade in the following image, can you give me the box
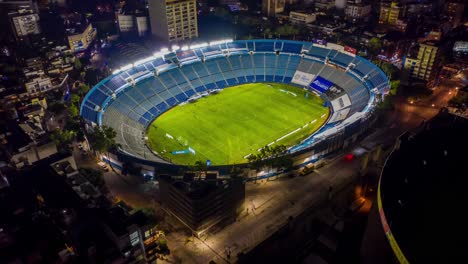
[80,39,389,170]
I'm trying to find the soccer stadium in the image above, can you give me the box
[80,39,389,167]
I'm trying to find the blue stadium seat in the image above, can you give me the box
[255,41,274,52]
[282,42,303,53]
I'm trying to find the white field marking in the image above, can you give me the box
[244,154,252,159]
[320,113,326,118]
[302,124,309,128]
[279,89,297,97]
[275,127,302,143]
[311,119,317,124]
[267,142,275,146]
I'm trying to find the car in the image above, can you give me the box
[97,161,109,171]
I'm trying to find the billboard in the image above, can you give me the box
[172,150,190,155]
[328,107,350,123]
[313,39,327,46]
[292,71,315,86]
[309,76,334,93]
[327,43,344,52]
[330,94,352,111]
[344,46,357,55]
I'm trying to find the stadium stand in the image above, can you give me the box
[81,40,389,163]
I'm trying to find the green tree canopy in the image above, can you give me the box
[74,58,82,70]
[68,104,79,118]
[89,126,117,153]
[390,80,400,95]
[71,94,81,105]
[77,84,90,96]
[50,129,75,151]
[368,37,382,55]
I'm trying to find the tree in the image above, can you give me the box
[389,80,400,95]
[74,58,82,70]
[71,94,81,105]
[68,104,79,118]
[368,37,382,57]
[247,144,289,182]
[50,130,75,151]
[380,62,396,79]
[79,168,105,188]
[88,126,118,170]
[64,117,84,141]
[76,84,90,96]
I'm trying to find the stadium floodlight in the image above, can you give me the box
[181,45,189,51]
[171,45,180,51]
[153,52,164,58]
[120,64,133,71]
[134,56,155,66]
[190,42,208,49]
[210,39,234,46]
[112,69,122,75]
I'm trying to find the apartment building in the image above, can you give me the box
[148,0,198,42]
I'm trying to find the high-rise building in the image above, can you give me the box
[262,0,285,17]
[379,1,401,25]
[8,9,41,41]
[446,2,464,28]
[403,42,440,81]
[345,2,372,19]
[159,173,245,237]
[117,14,149,37]
[148,0,198,43]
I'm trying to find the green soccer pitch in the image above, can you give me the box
[146,83,330,165]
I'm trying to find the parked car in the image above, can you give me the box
[97,161,109,171]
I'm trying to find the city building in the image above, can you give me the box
[289,11,316,24]
[101,205,165,262]
[8,8,41,41]
[335,0,347,10]
[118,13,149,37]
[262,0,285,17]
[446,2,465,28]
[453,41,468,61]
[0,0,38,13]
[314,0,335,10]
[345,2,371,20]
[148,0,198,43]
[67,23,97,52]
[379,1,403,25]
[159,173,245,237]
[24,76,53,95]
[403,42,440,81]
[0,120,57,168]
